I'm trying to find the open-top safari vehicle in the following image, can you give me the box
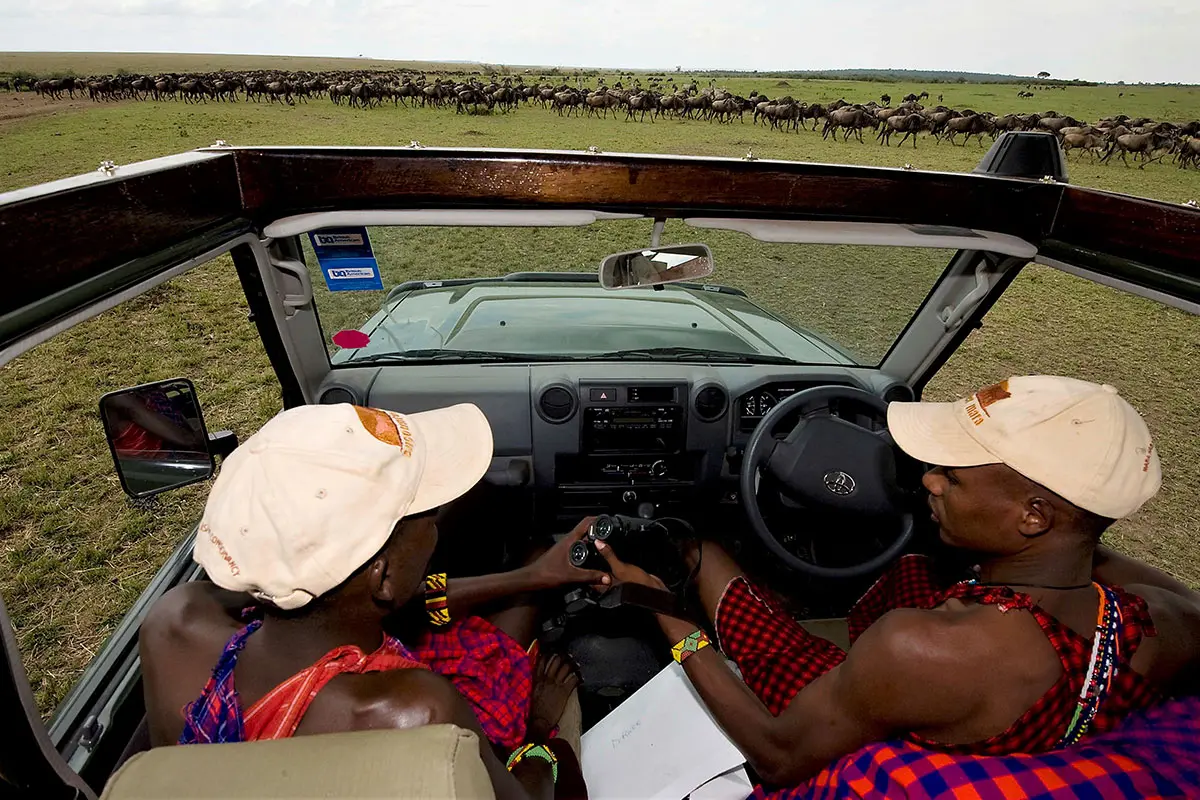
[1,133,1197,799]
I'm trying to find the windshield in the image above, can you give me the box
[303,221,954,366]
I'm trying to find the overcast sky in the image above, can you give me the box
[3,0,1197,85]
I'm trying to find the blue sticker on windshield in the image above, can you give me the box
[309,228,384,292]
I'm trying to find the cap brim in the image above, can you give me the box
[887,400,1000,468]
[406,404,494,513]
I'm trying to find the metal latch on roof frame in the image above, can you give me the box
[938,260,991,331]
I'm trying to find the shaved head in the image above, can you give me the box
[924,463,1114,556]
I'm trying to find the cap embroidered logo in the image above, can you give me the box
[975,380,1012,410]
[353,406,415,457]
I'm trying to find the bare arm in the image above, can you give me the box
[139,582,252,746]
[445,518,609,619]
[1093,545,1200,600]
[1091,546,1200,694]
[594,542,981,786]
[657,611,982,786]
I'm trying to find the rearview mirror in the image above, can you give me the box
[99,379,215,498]
[599,244,714,290]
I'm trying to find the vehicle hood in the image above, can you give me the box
[336,280,853,364]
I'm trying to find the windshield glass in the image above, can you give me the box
[303,221,954,366]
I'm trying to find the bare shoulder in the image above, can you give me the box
[839,604,1045,726]
[345,667,481,733]
[1122,583,1200,689]
[141,582,244,652]
[851,602,1021,666]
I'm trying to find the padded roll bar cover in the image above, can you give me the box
[100,724,494,799]
[973,131,1069,183]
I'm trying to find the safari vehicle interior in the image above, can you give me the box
[0,134,1197,798]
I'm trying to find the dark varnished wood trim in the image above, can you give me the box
[1045,187,1200,302]
[3,147,1197,349]
[0,152,242,319]
[231,148,1062,241]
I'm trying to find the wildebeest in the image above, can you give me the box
[823,106,876,142]
[1102,132,1175,168]
[878,113,927,147]
[1175,137,1200,169]
[584,90,620,118]
[710,96,744,123]
[1061,132,1106,162]
[943,114,994,146]
[1037,115,1080,135]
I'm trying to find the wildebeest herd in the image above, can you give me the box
[9,70,1200,170]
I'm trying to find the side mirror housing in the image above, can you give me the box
[599,244,714,289]
[99,378,216,498]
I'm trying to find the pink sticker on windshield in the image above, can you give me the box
[332,330,371,349]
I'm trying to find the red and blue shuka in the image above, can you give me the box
[179,612,532,750]
[717,554,1197,797]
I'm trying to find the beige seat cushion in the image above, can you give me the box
[101,724,494,800]
[798,618,851,651]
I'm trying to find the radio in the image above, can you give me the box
[582,406,684,453]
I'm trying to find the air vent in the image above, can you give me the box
[319,387,358,406]
[537,385,577,423]
[882,384,914,404]
[694,385,728,422]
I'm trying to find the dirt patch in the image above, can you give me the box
[0,91,117,129]
[460,129,487,136]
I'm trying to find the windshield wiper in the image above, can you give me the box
[347,349,554,364]
[582,347,798,365]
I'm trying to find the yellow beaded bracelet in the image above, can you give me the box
[671,630,711,664]
[424,572,449,626]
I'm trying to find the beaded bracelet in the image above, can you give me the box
[506,742,559,783]
[424,572,449,626]
[671,630,711,664]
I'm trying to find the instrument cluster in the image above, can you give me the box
[736,382,847,431]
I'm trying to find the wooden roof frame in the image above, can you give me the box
[1,146,1197,355]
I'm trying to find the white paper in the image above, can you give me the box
[581,662,746,800]
[690,767,754,800]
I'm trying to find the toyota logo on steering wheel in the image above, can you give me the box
[823,470,856,496]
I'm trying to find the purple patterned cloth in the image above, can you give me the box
[753,695,1200,799]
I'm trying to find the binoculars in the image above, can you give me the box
[568,514,655,570]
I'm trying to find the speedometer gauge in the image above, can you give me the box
[742,391,777,418]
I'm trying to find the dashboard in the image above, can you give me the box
[316,364,913,525]
[738,382,852,431]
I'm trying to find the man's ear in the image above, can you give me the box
[365,552,396,604]
[1018,497,1055,539]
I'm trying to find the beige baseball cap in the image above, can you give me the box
[887,376,1161,519]
[194,403,493,609]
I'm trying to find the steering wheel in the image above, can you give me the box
[740,385,915,579]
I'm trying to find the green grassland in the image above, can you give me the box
[0,56,1198,716]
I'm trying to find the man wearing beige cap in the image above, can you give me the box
[600,376,1200,787]
[139,403,605,799]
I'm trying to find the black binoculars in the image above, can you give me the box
[568,514,655,570]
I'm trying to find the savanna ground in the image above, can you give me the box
[1,53,1198,716]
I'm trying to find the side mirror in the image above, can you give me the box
[599,244,714,290]
[99,378,217,498]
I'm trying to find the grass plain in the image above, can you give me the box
[0,53,1198,715]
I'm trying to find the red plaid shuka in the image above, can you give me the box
[714,555,1161,754]
[180,614,531,750]
[754,694,1200,799]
